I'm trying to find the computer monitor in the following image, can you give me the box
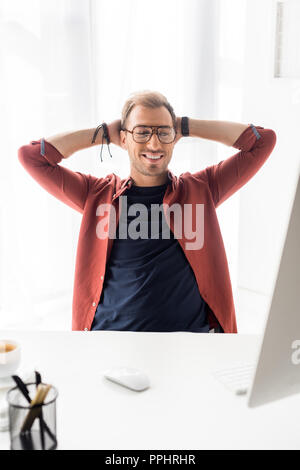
[248,173,300,407]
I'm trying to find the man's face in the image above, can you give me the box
[120,105,176,185]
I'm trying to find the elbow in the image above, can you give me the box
[18,142,41,168]
[18,145,30,167]
[268,129,277,149]
[261,128,277,157]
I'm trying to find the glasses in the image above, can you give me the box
[122,125,176,144]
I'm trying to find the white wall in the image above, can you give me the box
[0,0,221,330]
[2,0,297,333]
[235,0,300,333]
[216,0,247,293]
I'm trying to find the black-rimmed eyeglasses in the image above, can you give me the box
[121,125,176,144]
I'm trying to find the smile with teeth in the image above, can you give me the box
[141,153,163,161]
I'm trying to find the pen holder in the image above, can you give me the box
[7,382,58,450]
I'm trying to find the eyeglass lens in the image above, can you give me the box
[133,126,175,143]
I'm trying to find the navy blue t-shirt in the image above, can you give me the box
[91,182,209,332]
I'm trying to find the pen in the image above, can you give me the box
[35,371,45,450]
[11,375,34,450]
[12,375,57,446]
[21,384,51,433]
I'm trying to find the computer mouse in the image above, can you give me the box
[103,367,150,392]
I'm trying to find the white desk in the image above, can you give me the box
[0,331,299,450]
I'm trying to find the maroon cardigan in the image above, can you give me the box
[18,124,276,332]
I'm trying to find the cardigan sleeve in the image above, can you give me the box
[18,138,91,214]
[193,124,277,208]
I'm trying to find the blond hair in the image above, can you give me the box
[121,90,176,130]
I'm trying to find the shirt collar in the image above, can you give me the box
[121,171,177,192]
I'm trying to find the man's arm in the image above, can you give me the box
[46,120,122,158]
[18,120,122,213]
[189,120,277,207]
[189,119,248,147]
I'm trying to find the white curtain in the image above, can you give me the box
[0,0,222,330]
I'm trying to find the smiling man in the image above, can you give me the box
[18,90,276,333]
[120,104,178,186]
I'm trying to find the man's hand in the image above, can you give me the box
[107,120,122,147]
[174,117,182,144]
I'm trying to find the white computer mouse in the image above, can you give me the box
[103,367,150,392]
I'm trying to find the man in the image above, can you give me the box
[18,90,276,333]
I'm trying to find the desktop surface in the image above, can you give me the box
[0,330,299,450]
